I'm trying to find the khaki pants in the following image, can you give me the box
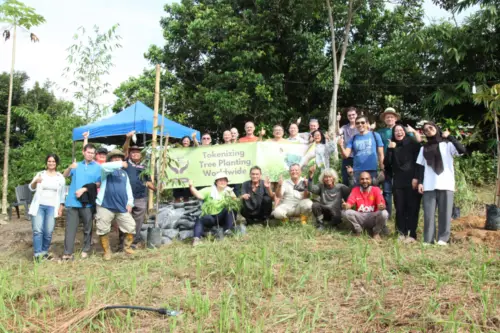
[272,199,313,219]
[96,205,136,236]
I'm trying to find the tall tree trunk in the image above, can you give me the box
[1,25,17,217]
[494,107,500,206]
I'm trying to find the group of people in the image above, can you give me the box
[27,106,465,261]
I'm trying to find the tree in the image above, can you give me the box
[325,0,355,136]
[0,0,45,218]
[64,24,122,121]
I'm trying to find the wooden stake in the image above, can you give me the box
[149,64,161,213]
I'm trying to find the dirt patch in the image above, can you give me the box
[451,215,500,248]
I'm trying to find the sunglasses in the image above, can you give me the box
[355,121,366,125]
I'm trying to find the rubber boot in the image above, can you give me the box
[99,234,112,261]
[300,214,308,225]
[281,218,289,223]
[123,233,135,255]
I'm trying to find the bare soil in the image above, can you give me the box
[451,215,500,248]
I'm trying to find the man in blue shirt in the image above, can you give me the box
[338,115,384,184]
[377,107,421,218]
[62,144,101,261]
[95,149,136,261]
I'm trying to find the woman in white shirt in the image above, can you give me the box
[416,122,466,245]
[29,154,66,261]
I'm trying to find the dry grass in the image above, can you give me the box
[0,223,499,332]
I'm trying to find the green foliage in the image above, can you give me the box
[0,0,45,29]
[64,24,122,121]
[456,152,496,187]
[453,159,478,213]
[201,195,242,216]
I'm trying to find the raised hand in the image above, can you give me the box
[263,176,271,188]
[346,165,354,176]
[337,135,344,147]
[297,117,301,125]
[82,131,89,139]
[406,124,415,133]
[309,165,316,176]
[370,122,376,130]
[442,129,450,138]
[126,130,136,138]
[388,139,396,148]
[278,175,283,186]
[191,132,197,139]
[188,179,194,187]
[70,159,78,169]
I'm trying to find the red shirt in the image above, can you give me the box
[346,186,385,213]
[238,136,259,143]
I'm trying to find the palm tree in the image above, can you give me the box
[0,0,45,219]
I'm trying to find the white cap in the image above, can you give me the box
[214,172,229,182]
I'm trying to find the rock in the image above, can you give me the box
[140,230,148,242]
[179,230,194,240]
[161,237,173,245]
[162,228,180,239]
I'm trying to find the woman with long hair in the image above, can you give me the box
[28,154,66,261]
[385,123,421,242]
[416,122,466,245]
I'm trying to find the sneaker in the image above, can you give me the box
[61,254,74,262]
[81,252,89,259]
[437,240,448,246]
[224,229,234,237]
[192,237,201,247]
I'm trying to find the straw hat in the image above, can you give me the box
[106,149,125,161]
[380,107,401,121]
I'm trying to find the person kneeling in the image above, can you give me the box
[95,149,136,260]
[307,166,351,230]
[341,171,388,240]
[189,173,237,246]
[271,163,313,224]
[241,166,274,225]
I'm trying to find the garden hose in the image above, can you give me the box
[102,305,181,316]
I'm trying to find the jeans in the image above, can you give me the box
[383,172,393,218]
[193,209,236,238]
[31,205,55,257]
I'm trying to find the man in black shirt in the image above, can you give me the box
[240,166,275,224]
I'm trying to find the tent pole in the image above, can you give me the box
[149,64,161,213]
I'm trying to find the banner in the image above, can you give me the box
[166,142,310,188]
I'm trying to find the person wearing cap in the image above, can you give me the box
[188,172,237,246]
[271,163,313,224]
[122,131,155,248]
[95,147,108,165]
[95,149,136,260]
[62,144,102,261]
[377,108,421,218]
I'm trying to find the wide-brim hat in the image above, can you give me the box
[107,149,125,161]
[214,172,229,182]
[129,145,143,151]
[380,107,401,121]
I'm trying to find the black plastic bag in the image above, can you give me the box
[485,204,500,231]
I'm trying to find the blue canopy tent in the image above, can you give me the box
[72,101,200,147]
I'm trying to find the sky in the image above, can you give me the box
[0,0,477,109]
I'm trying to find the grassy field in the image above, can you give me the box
[0,221,499,332]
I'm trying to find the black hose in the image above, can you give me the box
[102,305,180,316]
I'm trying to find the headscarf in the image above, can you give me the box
[422,122,444,175]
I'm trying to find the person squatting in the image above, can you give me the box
[28,107,465,261]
